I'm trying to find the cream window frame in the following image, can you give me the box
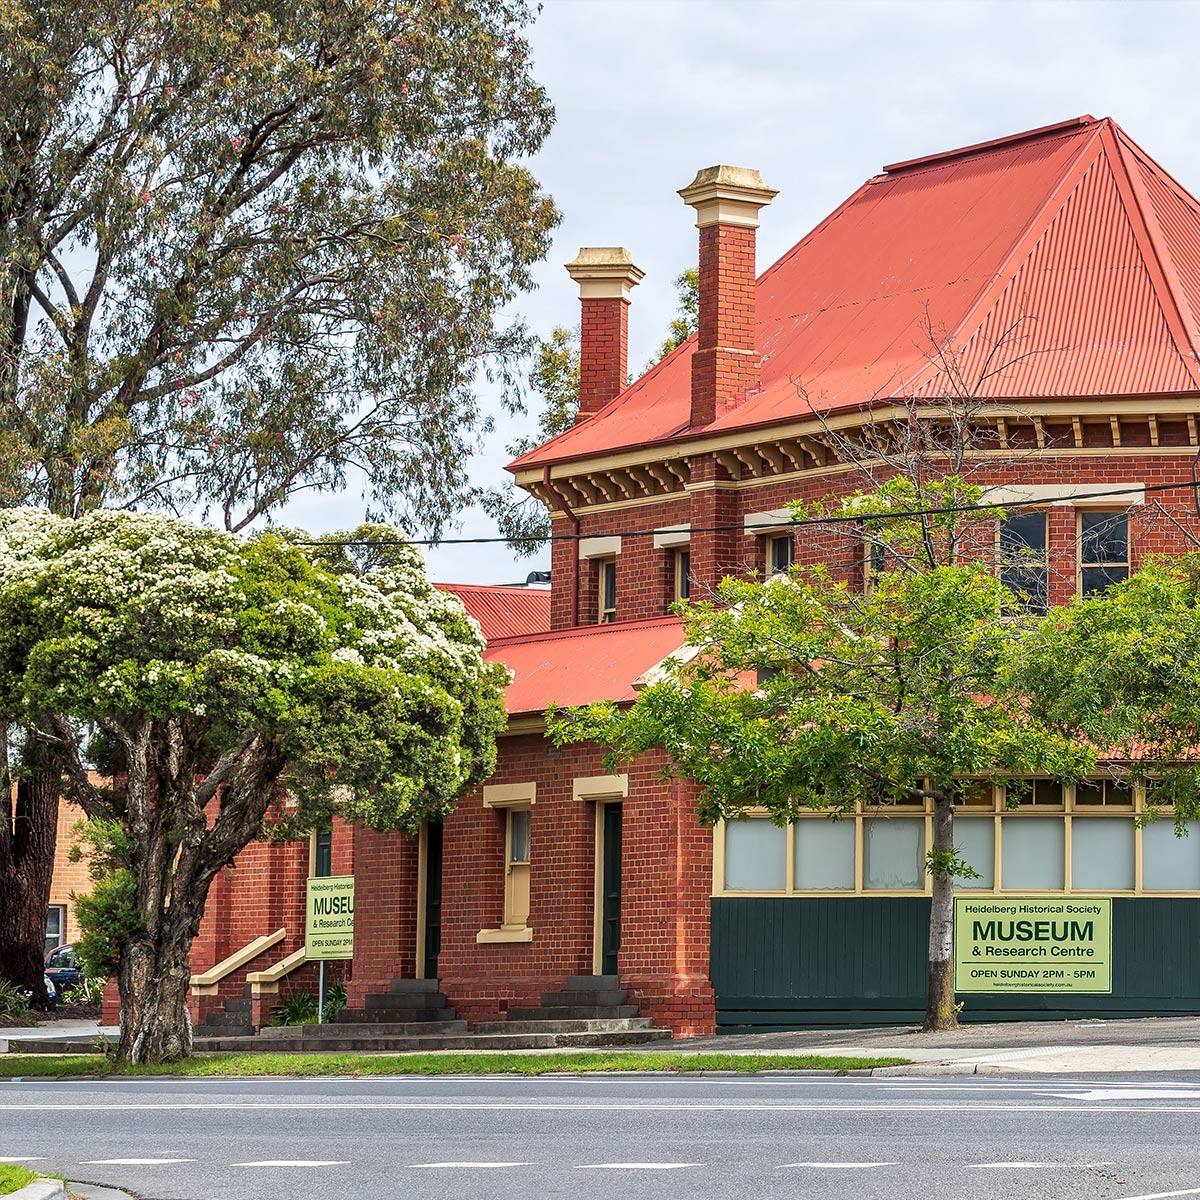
[766,533,794,577]
[712,780,1200,898]
[1077,509,1131,597]
[673,547,692,603]
[997,508,1049,614]
[477,782,536,943]
[597,556,617,624]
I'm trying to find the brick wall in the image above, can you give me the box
[434,733,716,1035]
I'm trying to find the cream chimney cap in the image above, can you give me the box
[678,166,778,229]
[565,247,645,300]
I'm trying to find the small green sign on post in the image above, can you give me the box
[306,875,355,961]
[954,897,1112,993]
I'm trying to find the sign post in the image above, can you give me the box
[305,875,355,1023]
[954,897,1112,994]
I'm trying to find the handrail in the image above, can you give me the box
[246,945,308,995]
[190,928,287,995]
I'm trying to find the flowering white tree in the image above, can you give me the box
[0,510,507,1063]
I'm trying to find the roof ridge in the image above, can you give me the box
[1102,122,1200,384]
[882,116,1097,175]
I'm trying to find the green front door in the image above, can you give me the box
[601,803,623,976]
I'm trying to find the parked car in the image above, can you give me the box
[44,944,85,993]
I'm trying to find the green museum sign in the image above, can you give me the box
[305,874,355,961]
[954,897,1112,993]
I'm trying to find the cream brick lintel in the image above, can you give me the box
[572,773,630,803]
[679,165,778,229]
[476,925,534,944]
[482,781,536,809]
[744,508,794,534]
[579,535,621,560]
[983,482,1146,508]
[652,523,691,550]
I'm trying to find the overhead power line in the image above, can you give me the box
[298,479,1194,547]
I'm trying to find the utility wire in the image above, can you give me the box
[297,479,1194,547]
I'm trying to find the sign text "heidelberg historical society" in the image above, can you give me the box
[305,875,355,961]
[953,898,1112,993]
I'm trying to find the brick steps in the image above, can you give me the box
[506,1004,640,1021]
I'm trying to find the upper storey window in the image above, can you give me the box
[1079,512,1129,596]
[999,511,1048,614]
[674,548,691,602]
[767,533,794,577]
[597,557,617,623]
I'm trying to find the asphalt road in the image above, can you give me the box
[5,1072,1200,1200]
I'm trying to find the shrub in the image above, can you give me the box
[0,980,32,1022]
[269,982,347,1027]
[62,977,107,1006]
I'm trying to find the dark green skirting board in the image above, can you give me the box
[710,896,1200,1029]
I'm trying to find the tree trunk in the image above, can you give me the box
[924,795,958,1031]
[116,925,196,1064]
[0,747,60,1008]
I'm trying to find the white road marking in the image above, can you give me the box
[5,1101,1200,1114]
[1115,1189,1200,1200]
[575,1163,699,1170]
[81,1158,195,1165]
[412,1162,536,1168]
[233,1160,350,1167]
[778,1162,897,1168]
[0,1157,47,1162]
[1045,1089,1200,1101]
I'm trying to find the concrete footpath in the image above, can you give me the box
[11,1014,1200,1074]
[668,1013,1200,1074]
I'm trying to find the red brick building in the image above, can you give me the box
[98,114,1200,1032]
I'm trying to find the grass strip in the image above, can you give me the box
[0,1050,907,1078]
[0,1164,37,1195]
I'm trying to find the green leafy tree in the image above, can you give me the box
[484,270,700,554]
[553,548,1091,1030]
[650,267,699,364]
[481,325,579,553]
[1019,557,1200,815]
[0,508,507,1063]
[0,0,557,1003]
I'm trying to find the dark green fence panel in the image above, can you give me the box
[711,896,1200,1029]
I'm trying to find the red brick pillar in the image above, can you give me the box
[688,453,743,601]
[619,765,716,1038]
[564,248,644,420]
[678,166,777,427]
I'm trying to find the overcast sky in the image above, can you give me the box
[279,0,1200,585]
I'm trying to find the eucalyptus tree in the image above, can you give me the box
[0,0,557,999]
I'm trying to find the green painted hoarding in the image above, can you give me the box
[305,874,355,960]
[954,897,1111,993]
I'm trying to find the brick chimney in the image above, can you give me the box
[678,166,777,427]
[565,247,644,421]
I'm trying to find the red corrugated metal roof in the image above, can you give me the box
[513,116,1200,471]
[484,616,683,715]
[436,584,550,641]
